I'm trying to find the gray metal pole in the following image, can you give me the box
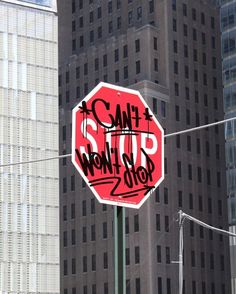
[114,206,126,294]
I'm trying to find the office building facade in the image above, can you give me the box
[59,1,230,293]
[221,0,236,292]
[0,0,59,293]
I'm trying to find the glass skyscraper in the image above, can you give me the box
[0,0,59,293]
[221,0,236,292]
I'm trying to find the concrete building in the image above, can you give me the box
[221,0,236,292]
[59,1,230,293]
[0,0,59,293]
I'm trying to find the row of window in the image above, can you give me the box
[61,39,144,85]
[173,19,216,48]
[64,252,109,275]
[176,136,220,159]
[64,283,109,294]
[172,1,215,30]
[173,40,217,68]
[72,0,154,16]
[61,37,158,85]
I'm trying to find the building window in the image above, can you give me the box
[97,6,102,18]
[91,254,96,271]
[201,12,205,25]
[210,253,214,269]
[211,17,215,29]
[83,286,87,294]
[149,0,154,13]
[217,172,221,187]
[90,31,94,43]
[156,214,161,231]
[72,0,75,13]
[188,165,192,181]
[135,39,140,52]
[166,247,170,264]
[135,246,140,264]
[104,283,108,294]
[153,98,157,114]
[117,16,121,29]
[92,284,98,294]
[125,217,129,234]
[184,45,188,57]
[177,161,182,177]
[134,214,139,232]
[137,6,142,20]
[64,260,68,276]
[164,187,168,204]
[63,231,67,247]
[79,35,84,48]
[174,61,178,74]
[91,198,95,214]
[104,252,108,269]
[173,40,178,53]
[72,258,76,274]
[79,0,83,9]
[103,222,108,239]
[183,24,188,36]
[83,256,87,272]
[108,1,112,13]
[154,37,157,50]
[66,91,70,103]
[82,200,86,216]
[199,195,203,211]
[63,205,67,221]
[114,49,119,62]
[175,105,180,121]
[126,248,130,265]
[91,224,96,241]
[185,65,189,79]
[208,198,212,214]
[191,251,195,267]
[158,277,162,293]
[178,191,182,207]
[157,245,161,262]
[183,3,187,16]
[123,45,128,58]
[124,66,128,79]
[82,227,87,242]
[173,18,177,31]
[126,280,131,294]
[136,278,141,294]
[155,187,160,202]
[165,215,169,232]
[98,26,102,38]
[115,70,119,82]
[174,83,179,96]
[161,101,166,117]
[71,203,75,219]
[108,21,113,34]
[89,11,94,23]
[136,60,141,74]
[190,221,194,236]
[79,16,83,28]
[128,11,133,25]
[72,229,76,245]
[154,58,158,71]
[63,178,67,193]
[192,28,197,41]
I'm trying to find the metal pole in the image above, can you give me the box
[114,206,126,294]
[179,210,184,294]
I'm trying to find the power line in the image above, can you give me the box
[0,154,71,168]
[0,116,235,168]
[164,116,236,138]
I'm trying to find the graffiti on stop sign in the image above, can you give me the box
[72,83,164,208]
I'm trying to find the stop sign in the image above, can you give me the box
[72,82,164,209]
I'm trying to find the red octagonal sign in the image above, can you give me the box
[72,82,164,209]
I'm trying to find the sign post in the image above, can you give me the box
[71,82,164,293]
[114,206,126,294]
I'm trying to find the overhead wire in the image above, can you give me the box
[0,116,235,168]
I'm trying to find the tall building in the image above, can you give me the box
[0,0,59,293]
[59,1,230,293]
[221,0,236,292]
